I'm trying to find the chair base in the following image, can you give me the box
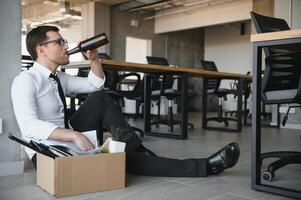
[205,117,238,126]
[203,116,241,132]
[261,151,301,182]
[225,110,250,117]
[151,119,194,132]
[151,102,194,132]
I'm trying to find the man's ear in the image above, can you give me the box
[36,45,46,58]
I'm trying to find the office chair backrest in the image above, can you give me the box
[250,11,290,33]
[146,56,174,91]
[77,67,89,77]
[200,59,221,93]
[250,11,290,56]
[98,53,120,90]
[22,55,34,70]
[146,56,169,66]
[250,11,301,104]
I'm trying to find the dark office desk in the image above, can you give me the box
[251,29,301,199]
[63,59,251,139]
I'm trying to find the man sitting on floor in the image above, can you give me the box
[11,25,240,177]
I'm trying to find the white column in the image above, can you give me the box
[81,2,110,54]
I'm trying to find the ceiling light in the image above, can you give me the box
[184,0,213,7]
[43,0,58,6]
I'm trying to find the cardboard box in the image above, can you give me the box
[37,152,126,198]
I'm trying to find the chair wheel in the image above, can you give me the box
[262,170,274,182]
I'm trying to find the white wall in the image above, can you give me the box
[204,21,252,110]
[291,0,301,29]
[274,0,301,29]
[274,0,290,23]
[125,36,152,64]
[154,0,252,34]
[81,2,110,54]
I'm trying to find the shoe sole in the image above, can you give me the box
[228,142,240,168]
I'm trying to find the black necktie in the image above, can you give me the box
[49,73,69,129]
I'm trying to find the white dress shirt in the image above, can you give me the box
[11,62,105,159]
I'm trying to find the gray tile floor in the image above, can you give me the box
[0,113,300,200]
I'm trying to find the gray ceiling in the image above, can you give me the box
[21,0,209,30]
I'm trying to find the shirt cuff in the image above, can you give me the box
[24,122,58,141]
[88,71,106,89]
[39,123,58,140]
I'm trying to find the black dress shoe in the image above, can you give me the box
[207,142,240,175]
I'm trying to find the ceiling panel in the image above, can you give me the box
[21,0,208,32]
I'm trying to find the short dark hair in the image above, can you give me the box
[26,26,59,61]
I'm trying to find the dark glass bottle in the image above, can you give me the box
[67,33,109,55]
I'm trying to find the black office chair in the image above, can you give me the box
[67,53,144,138]
[68,64,122,113]
[200,60,238,127]
[251,11,301,182]
[99,53,144,119]
[146,56,194,132]
[225,71,252,124]
[99,54,145,137]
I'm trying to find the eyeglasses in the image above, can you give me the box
[40,38,68,48]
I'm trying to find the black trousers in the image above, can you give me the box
[32,91,208,177]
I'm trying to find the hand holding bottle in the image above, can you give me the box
[83,49,99,61]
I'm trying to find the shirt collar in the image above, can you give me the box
[32,62,58,78]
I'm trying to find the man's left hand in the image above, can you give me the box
[84,49,99,61]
